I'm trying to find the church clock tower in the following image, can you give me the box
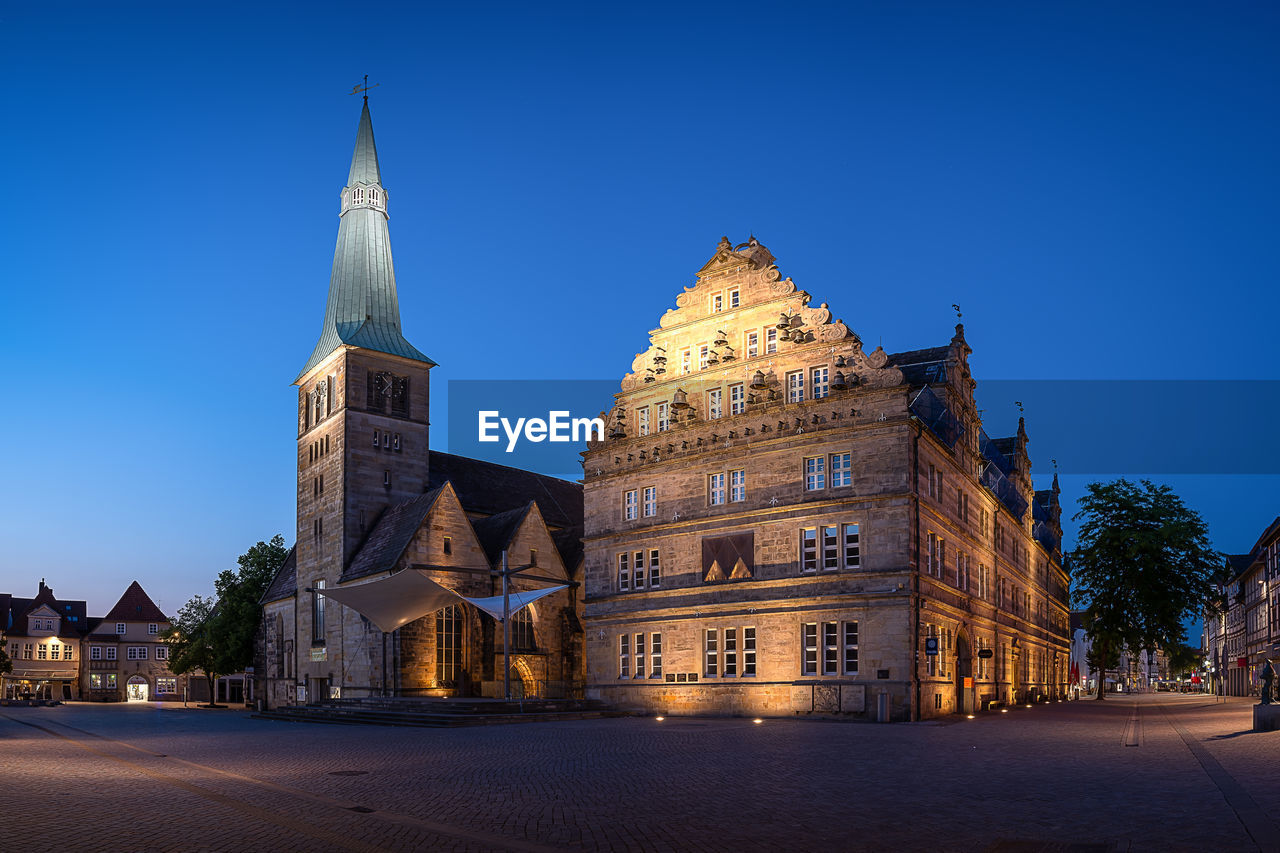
[294,99,435,693]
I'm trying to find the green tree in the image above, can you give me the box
[0,643,12,677]
[1167,644,1202,681]
[164,594,220,705]
[210,534,288,678]
[1068,479,1222,700]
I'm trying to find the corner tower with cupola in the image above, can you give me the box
[293,98,435,699]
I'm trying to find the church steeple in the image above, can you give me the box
[297,101,434,381]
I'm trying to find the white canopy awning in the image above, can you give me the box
[465,585,568,622]
[315,570,568,632]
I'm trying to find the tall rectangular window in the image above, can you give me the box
[106,647,116,661]
[642,486,657,517]
[657,402,669,433]
[843,622,859,674]
[699,345,710,370]
[723,628,738,676]
[743,627,757,676]
[632,550,645,589]
[634,633,646,678]
[804,456,825,490]
[787,371,805,403]
[618,552,630,591]
[649,550,661,587]
[800,528,818,572]
[811,366,829,399]
[312,580,326,643]
[624,489,638,521]
[729,383,745,415]
[831,452,851,487]
[822,622,839,675]
[822,526,839,570]
[705,629,718,677]
[90,646,102,660]
[638,406,650,437]
[802,623,818,675]
[712,293,724,312]
[844,523,861,568]
[650,633,663,678]
[746,331,759,359]
[708,388,722,419]
[730,469,745,502]
[619,635,630,679]
[680,349,691,375]
[709,472,726,505]
[765,329,777,354]
[729,289,740,308]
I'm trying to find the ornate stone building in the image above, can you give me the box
[582,237,1070,720]
[257,100,583,709]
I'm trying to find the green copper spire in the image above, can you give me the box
[297,101,434,381]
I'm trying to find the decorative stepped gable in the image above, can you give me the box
[297,101,434,381]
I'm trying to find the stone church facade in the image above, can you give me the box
[256,101,583,709]
[581,237,1069,721]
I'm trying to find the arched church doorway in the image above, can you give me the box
[509,658,537,700]
[955,632,973,714]
[126,676,149,702]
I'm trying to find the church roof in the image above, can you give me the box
[470,504,535,565]
[101,581,168,623]
[260,545,298,605]
[551,525,585,580]
[341,487,446,583]
[297,101,434,381]
[427,451,583,530]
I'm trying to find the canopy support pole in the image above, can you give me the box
[503,549,511,701]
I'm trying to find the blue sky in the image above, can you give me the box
[2,1,1276,628]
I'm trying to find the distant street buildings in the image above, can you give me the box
[1204,517,1280,697]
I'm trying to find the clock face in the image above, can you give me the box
[376,372,394,396]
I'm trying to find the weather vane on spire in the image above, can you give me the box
[349,75,379,104]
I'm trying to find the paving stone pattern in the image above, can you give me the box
[1,695,1275,852]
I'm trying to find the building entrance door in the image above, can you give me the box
[126,676,149,702]
[955,633,973,714]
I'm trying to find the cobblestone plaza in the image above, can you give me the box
[2,695,1278,852]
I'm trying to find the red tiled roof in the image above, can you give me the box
[101,580,168,623]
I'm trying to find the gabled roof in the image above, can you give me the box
[1247,517,1280,558]
[0,583,89,637]
[342,486,446,583]
[102,581,168,623]
[427,451,583,530]
[260,545,298,605]
[552,525,584,580]
[470,504,534,565]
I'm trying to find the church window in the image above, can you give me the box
[443,536,452,555]
[642,486,656,517]
[436,604,463,683]
[312,580,326,644]
[511,608,535,652]
[746,330,759,359]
